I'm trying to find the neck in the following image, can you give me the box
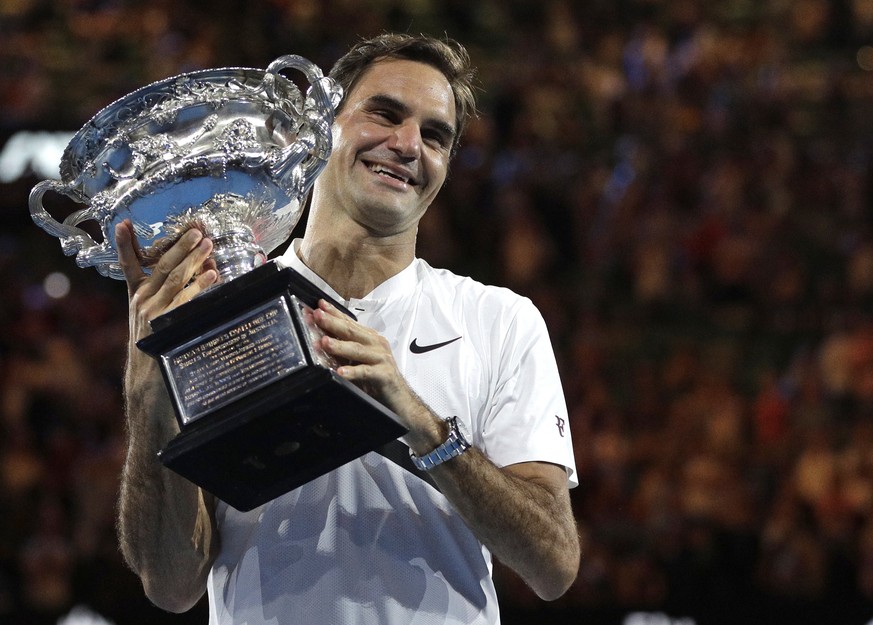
[299,218,416,300]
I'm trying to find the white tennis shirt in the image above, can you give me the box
[205,241,577,625]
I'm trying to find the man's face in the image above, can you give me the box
[314,58,457,236]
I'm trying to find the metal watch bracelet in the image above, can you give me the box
[409,416,471,471]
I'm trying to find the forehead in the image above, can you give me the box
[345,59,456,124]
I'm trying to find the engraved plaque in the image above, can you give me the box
[164,298,307,425]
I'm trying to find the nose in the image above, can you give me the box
[386,121,422,159]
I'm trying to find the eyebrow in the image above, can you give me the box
[364,94,457,145]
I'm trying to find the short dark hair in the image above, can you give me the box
[330,33,478,155]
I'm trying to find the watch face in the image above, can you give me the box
[453,416,473,447]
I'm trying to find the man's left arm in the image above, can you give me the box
[313,299,580,600]
[417,422,580,601]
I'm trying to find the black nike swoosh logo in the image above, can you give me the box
[409,336,462,354]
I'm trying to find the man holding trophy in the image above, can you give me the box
[108,33,579,623]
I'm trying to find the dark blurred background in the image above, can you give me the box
[3,1,873,624]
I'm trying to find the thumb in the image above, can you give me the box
[115,220,147,299]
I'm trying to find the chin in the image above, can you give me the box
[359,205,422,235]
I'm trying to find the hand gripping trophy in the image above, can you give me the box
[29,56,406,511]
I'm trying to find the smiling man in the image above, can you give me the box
[115,34,579,625]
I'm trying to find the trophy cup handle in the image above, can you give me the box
[29,178,122,279]
[264,55,343,111]
[264,56,343,199]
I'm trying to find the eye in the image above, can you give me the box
[422,129,451,151]
[423,134,443,148]
[371,108,398,123]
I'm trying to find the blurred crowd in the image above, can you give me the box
[3,0,873,624]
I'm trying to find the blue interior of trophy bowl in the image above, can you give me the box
[103,170,301,261]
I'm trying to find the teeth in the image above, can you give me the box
[368,163,409,184]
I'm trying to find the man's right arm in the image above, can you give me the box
[115,221,221,612]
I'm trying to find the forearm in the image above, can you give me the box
[430,446,579,600]
[402,404,579,601]
[117,348,217,612]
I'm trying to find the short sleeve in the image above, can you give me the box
[479,297,577,488]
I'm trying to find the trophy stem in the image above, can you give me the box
[211,229,266,282]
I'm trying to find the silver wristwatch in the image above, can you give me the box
[409,416,471,471]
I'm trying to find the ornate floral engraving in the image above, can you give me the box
[214,119,260,154]
[31,57,342,280]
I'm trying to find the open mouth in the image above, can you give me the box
[365,161,416,186]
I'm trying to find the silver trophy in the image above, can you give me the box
[29,56,406,511]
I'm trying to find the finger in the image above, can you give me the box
[320,335,379,365]
[314,300,366,341]
[201,257,218,275]
[115,220,147,298]
[334,361,370,382]
[150,232,214,306]
[315,299,349,324]
[167,267,219,308]
[149,229,205,286]
[195,268,219,290]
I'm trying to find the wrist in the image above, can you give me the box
[409,416,472,471]
[405,415,449,455]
